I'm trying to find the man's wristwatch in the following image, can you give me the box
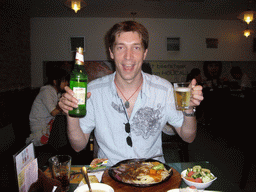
[183,107,196,117]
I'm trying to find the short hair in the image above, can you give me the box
[47,68,69,91]
[107,21,149,51]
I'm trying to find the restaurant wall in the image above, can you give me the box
[148,60,256,83]
[0,2,31,91]
[30,17,256,87]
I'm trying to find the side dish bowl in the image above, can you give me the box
[181,170,217,189]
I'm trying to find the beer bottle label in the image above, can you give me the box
[73,87,86,105]
[75,51,84,64]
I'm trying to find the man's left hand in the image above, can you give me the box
[190,79,204,107]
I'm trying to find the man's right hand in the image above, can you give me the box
[59,86,91,115]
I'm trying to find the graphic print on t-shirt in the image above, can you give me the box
[131,105,163,139]
[111,101,163,139]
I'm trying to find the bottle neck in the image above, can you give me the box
[75,60,84,66]
[73,61,85,72]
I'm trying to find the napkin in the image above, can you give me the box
[77,171,105,188]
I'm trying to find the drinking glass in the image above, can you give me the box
[49,155,72,191]
[174,82,191,111]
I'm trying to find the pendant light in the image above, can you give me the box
[238,1,256,37]
[238,10,256,25]
[244,28,253,37]
[65,0,87,13]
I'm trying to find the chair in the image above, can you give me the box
[0,124,15,154]
[48,115,68,151]
[162,123,190,162]
[47,115,94,165]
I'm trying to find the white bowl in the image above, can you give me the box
[181,170,217,190]
[75,183,114,192]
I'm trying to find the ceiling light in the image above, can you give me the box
[243,28,253,38]
[65,0,87,13]
[238,10,256,24]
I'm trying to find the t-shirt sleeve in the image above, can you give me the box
[79,94,96,134]
[41,88,58,114]
[241,73,252,88]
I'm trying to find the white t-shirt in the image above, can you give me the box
[27,85,59,146]
[231,73,252,89]
[80,72,184,166]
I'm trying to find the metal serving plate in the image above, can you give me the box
[108,158,173,187]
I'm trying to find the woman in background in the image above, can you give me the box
[26,69,69,147]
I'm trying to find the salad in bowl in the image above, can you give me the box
[181,165,217,189]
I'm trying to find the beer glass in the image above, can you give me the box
[174,82,191,111]
[49,155,72,191]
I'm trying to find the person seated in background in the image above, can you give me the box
[203,61,224,90]
[186,68,203,85]
[26,69,69,148]
[230,66,252,90]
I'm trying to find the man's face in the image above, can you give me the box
[109,31,148,83]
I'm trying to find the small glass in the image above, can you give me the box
[49,155,72,192]
[174,82,192,111]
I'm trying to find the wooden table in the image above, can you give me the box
[43,161,242,192]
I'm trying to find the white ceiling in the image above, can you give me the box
[10,0,256,20]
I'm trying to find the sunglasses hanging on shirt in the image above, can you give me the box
[125,123,132,147]
[118,92,133,147]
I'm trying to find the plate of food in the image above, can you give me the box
[108,158,173,187]
[87,158,108,172]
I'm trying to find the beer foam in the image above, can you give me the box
[175,87,191,92]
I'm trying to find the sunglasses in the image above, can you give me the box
[125,123,132,147]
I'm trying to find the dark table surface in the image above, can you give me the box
[64,161,241,192]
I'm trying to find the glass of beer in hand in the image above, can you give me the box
[174,82,191,111]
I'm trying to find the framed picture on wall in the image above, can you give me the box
[206,38,218,48]
[70,36,85,52]
[167,37,180,51]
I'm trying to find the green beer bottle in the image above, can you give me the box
[69,47,88,118]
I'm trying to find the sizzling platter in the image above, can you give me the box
[108,158,173,187]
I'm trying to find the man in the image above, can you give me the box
[59,21,203,166]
